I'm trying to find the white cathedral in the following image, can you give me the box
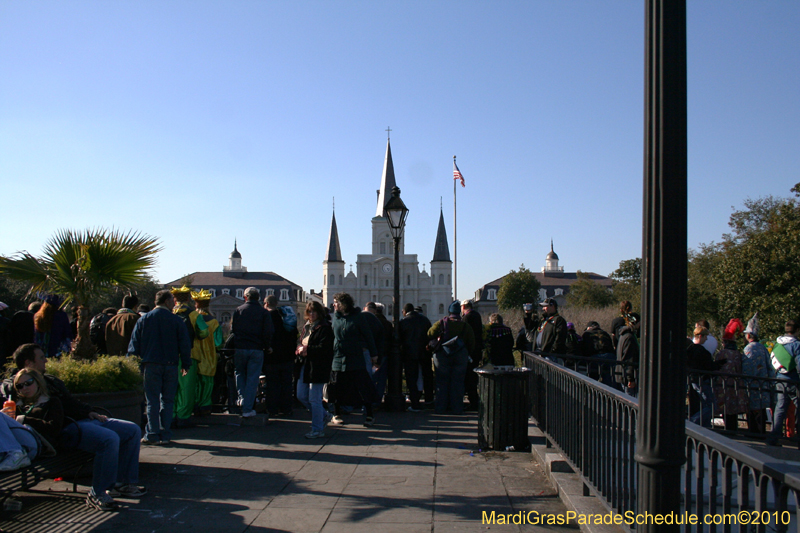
[322,140,453,319]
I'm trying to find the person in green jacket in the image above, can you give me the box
[329,293,378,427]
[428,301,475,414]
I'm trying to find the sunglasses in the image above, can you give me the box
[15,378,35,391]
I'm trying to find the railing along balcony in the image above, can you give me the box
[524,351,800,532]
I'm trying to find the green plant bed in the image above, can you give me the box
[46,355,143,394]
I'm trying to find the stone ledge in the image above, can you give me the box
[530,428,625,533]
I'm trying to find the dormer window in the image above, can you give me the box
[236,289,244,299]
[280,289,289,301]
[222,289,230,295]
[487,289,497,300]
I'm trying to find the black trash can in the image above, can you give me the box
[476,367,531,451]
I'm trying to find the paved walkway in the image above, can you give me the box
[0,410,572,533]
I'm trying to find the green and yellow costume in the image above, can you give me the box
[191,289,222,413]
[172,285,206,421]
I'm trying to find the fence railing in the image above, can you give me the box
[537,352,792,438]
[524,351,800,532]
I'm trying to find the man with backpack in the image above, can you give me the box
[766,319,800,447]
[263,295,297,417]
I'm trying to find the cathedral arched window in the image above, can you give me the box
[407,274,411,286]
[380,241,386,255]
[329,274,334,285]
[447,275,451,285]
[338,275,342,285]
[438,303,444,315]
[364,275,368,286]
[421,304,427,316]
[438,274,444,285]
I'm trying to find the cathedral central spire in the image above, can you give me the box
[375,139,397,217]
[325,211,344,263]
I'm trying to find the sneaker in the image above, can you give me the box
[86,489,116,512]
[141,437,161,446]
[305,430,326,439]
[407,406,421,413]
[0,450,31,472]
[323,411,334,427]
[241,410,257,418]
[108,484,148,498]
[363,416,375,427]
[330,415,345,426]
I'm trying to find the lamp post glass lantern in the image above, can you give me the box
[383,186,408,411]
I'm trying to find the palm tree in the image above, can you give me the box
[0,228,161,359]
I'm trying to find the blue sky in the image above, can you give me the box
[1,2,798,302]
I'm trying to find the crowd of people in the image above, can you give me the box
[2,285,798,515]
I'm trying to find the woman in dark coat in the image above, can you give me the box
[329,293,377,427]
[296,301,334,438]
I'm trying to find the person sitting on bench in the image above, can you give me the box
[1,344,146,511]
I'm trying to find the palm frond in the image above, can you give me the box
[0,252,51,297]
[2,228,161,309]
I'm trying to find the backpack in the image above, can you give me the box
[278,306,297,332]
[771,341,797,374]
[89,313,109,345]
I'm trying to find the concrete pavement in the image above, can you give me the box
[0,409,576,533]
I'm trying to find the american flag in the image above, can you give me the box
[453,160,465,187]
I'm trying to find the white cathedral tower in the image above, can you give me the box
[322,139,453,319]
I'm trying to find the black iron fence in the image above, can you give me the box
[524,351,800,532]
[537,352,794,437]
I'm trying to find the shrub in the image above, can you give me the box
[45,355,143,394]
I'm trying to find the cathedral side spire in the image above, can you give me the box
[431,208,451,262]
[375,139,397,217]
[325,211,344,263]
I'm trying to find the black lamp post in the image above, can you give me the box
[383,186,409,412]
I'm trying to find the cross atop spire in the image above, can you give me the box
[386,126,392,140]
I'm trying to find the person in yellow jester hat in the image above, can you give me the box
[191,289,222,417]
[171,285,205,427]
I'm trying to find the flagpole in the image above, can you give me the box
[453,155,457,302]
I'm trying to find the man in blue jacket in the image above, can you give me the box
[129,290,192,445]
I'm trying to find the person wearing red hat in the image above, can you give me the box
[713,319,748,431]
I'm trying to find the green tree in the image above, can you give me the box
[566,271,614,308]
[710,189,800,340]
[686,243,725,332]
[497,264,541,311]
[609,258,641,311]
[0,228,161,359]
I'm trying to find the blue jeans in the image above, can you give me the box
[62,418,141,494]
[433,346,469,414]
[769,374,799,440]
[0,416,38,460]
[296,367,325,432]
[235,349,264,412]
[372,356,388,404]
[689,382,717,428]
[143,362,179,442]
[263,360,294,415]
